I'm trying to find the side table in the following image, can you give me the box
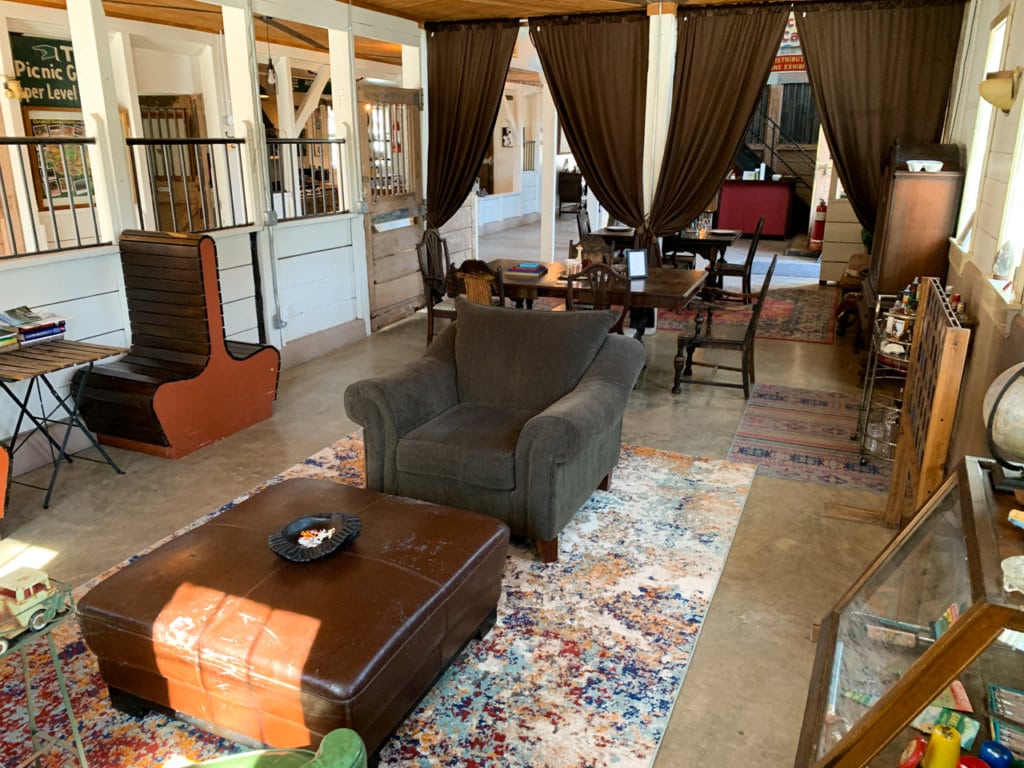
[0,340,126,508]
[2,586,88,767]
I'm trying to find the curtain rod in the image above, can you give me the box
[514,0,965,25]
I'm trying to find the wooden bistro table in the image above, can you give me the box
[0,340,126,508]
[490,259,707,342]
[669,229,742,274]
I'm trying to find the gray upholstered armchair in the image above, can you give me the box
[344,298,646,563]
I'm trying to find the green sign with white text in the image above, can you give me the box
[9,34,80,107]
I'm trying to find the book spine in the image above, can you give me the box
[19,324,66,341]
[19,331,65,347]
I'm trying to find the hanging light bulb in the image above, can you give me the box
[264,17,277,89]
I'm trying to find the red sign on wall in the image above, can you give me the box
[771,54,805,73]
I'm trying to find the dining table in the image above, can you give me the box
[665,229,742,273]
[489,258,707,342]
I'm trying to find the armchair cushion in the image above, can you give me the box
[453,297,618,411]
[398,403,535,490]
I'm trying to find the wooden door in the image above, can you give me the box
[357,85,423,331]
[139,95,208,233]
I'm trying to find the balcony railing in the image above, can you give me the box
[0,136,106,259]
[127,137,252,233]
[268,138,347,221]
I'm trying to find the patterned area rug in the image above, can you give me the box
[653,286,838,344]
[727,384,891,494]
[1,436,755,768]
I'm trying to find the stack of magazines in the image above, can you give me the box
[0,305,68,349]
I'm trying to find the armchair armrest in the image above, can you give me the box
[519,335,643,456]
[344,326,459,492]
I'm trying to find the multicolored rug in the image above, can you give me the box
[1,435,755,768]
[727,384,891,493]
[653,286,838,344]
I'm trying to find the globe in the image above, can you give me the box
[983,362,1024,469]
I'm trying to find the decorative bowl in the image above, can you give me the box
[906,160,944,173]
[268,513,362,562]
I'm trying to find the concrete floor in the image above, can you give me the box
[0,219,897,767]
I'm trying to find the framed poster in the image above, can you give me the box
[23,106,91,210]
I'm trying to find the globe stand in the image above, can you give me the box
[985,364,1024,494]
[988,462,1024,493]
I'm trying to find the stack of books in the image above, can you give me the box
[0,306,68,348]
[506,262,547,276]
[0,326,16,354]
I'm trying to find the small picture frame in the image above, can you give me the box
[625,249,648,279]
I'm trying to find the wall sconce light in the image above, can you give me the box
[979,67,1022,114]
[3,78,26,99]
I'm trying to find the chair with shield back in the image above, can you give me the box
[565,262,632,335]
[416,228,455,345]
[708,215,765,300]
[448,259,506,308]
[672,255,777,398]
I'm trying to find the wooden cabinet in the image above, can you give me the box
[718,179,796,237]
[868,143,963,297]
[795,458,1024,767]
[557,171,586,217]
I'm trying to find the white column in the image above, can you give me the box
[67,0,135,240]
[328,27,361,218]
[222,5,268,225]
[642,3,678,214]
[539,72,558,261]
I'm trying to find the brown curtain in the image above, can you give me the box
[650,6,788,239]
[530,13,649,233]
[425,19,518,229]
[798,0,965,233]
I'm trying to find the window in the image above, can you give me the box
[955,12,1008,247]
[1000,110,1024,301]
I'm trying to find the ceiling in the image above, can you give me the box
[9,0,757,66]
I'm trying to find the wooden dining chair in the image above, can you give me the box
[416,228,455,345]
[672,255,777,398]
[660,233,698,270]
[709,215,765,300]
[564,262,631,334]
[449,259,506,307]
[576,209,591,240]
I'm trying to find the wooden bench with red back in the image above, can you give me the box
[74,231,280,459]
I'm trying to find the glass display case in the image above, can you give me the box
[795,457,1024,766]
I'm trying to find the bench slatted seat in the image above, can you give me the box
[74,230,280,459]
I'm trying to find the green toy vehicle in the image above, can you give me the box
[0,567,72,654]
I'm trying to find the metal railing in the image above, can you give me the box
[127,137,251,233]
[742,105,817,192]
[523,140,536,172]
[0,136,106,259]
[267,138,347,221]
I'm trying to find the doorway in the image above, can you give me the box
[356,84,423,331]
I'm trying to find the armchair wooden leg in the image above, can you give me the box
[533,537,559,563]
[598,473,611,491]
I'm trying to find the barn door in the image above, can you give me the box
[356,85,423,331]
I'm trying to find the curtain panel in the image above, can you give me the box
[649,5,788,240]
[798,0,965,233]
[424,19,519,230]
[529,13,649,237]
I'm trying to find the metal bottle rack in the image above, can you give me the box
[853,293,914,464]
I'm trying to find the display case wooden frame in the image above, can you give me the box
[796,457,1024,766]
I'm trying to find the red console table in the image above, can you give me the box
[717,179,795,237]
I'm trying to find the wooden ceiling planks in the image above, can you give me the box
[349,0,647,22]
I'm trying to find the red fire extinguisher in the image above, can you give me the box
[809,199,827,252]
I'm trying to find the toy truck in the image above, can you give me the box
[0,567,72,654]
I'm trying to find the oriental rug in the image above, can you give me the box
[727,384,891,494]
[651,285,838,344]
[0,435,755,768]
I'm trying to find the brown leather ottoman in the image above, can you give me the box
[76,478,509,756]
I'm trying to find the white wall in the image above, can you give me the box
[133,47,200,94]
